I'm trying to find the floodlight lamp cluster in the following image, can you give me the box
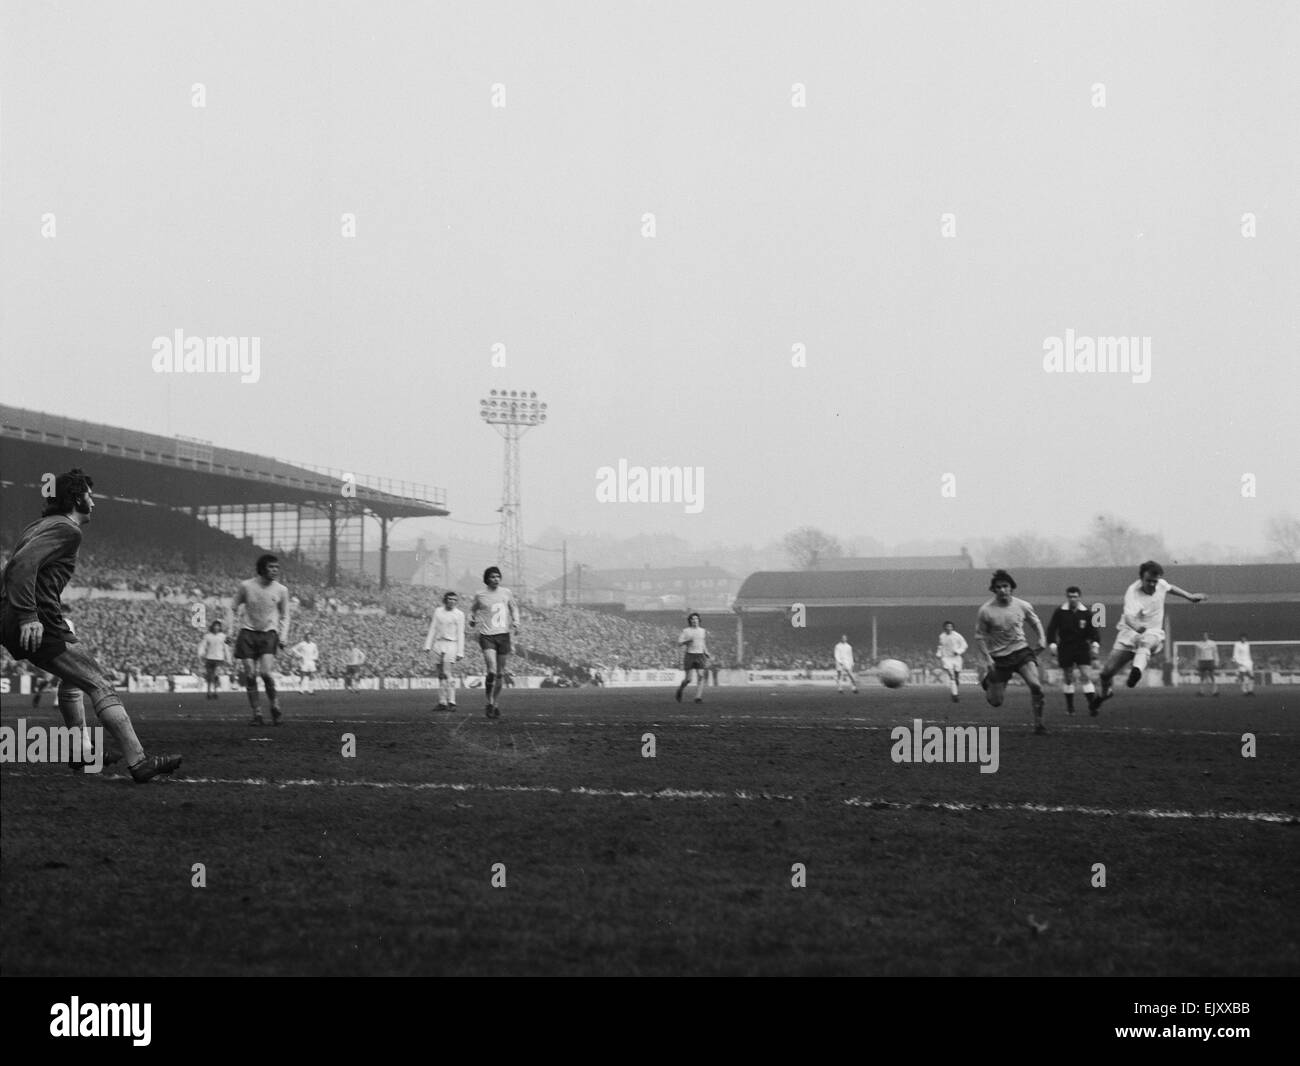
[480,389,547,425]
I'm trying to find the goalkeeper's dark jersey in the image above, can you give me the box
[0,515,82,638]
[1046,603,1098,650]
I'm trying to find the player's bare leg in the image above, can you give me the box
[241,659,266,724]
[257,652,281,724]
[693,667,705,703]
[675,670,689,702]
[1018,661,1047,734]
[982,666,1007,708]
[945,666,959,702]
[1095,648,1133,711]
[492,655,508,713]
[482,648,500,717]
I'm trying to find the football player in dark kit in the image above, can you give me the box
[0,469,182,781]
[1046,585,1101,716]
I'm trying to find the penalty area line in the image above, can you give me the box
[170,776,794,801]
[843,796,1298,824]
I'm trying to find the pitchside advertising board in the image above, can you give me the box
[18,668,1296,695]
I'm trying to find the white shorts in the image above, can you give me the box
[298,665,317,674]
[835,662,855,674]
[940,655,963,673]
[432,640,460,664]
[1234,662,1254,674]
[1113,627,1164,654]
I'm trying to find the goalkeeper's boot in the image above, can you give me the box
[130,754,183,784]
[1126,667,1142,688]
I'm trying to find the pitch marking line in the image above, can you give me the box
[146,776,1296,823]
[170,777,793,801]
[843,797,1297,824]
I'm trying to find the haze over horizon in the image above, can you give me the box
[3,2,1297,559]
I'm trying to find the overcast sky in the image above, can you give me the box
[2,0,1297,554]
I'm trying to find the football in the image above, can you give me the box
[878,659,909,688]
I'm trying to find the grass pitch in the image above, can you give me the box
[2,683,1296,976]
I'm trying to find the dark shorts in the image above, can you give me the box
[1197,661,1216,676]
[1057,645,1093,671]
[478,632,512,656]
[234,629,279,660]
[0,613,74,669]
[345,664,361,677]
[203,659,223,679]
[990,647,1038,683]
[684,652,708,672]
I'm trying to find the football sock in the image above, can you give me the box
[57,686,87,732]
[263,676,277,701]
[1133,648,1151,673]
[245,680,260,709]
[95,700,146,766]
[1082,681,1095,694]
[1064,692,1074,712]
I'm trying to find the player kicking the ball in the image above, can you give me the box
[0,469,181,781]
[974,570,1048,734]
[423,591,466,711]
[935,621,968,702]
[469,567,520,719]
[1093,561,1205,712]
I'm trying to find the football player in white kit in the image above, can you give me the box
[1095,561,1205,709]
[833,635,859,694]
[289,631,319,695]
[198,620,230,700]
[424,591,466,711]
[1231,634,1255,696]
[935,621,968,702]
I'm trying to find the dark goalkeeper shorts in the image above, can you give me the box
[683,652,708,672]
[0,612,74,668]
[990,646,1038,683]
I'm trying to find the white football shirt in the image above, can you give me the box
[1121,578,1171,634]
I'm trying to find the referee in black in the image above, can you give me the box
[1046,585,1101,716]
